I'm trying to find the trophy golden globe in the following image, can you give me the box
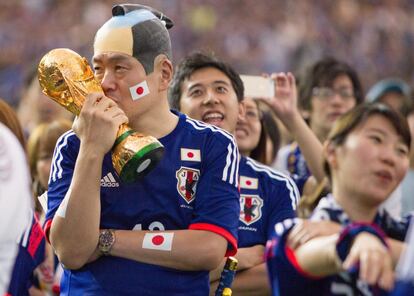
[38,48,164,183]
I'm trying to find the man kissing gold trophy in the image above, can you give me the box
[38,48,164,182]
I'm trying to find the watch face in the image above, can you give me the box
[99,229,114,254]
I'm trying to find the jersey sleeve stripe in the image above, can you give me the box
[189,222,237,256]
[234,147,239,187]
[234,149,240,188]
[285,245,322,280]
[246,158,300,209]
[20,209,34,248]
[51,131,75,182]
[186,117,234,141]
[50,130,73,182]
[43,219,53,243]
[27,216,45,258]
[222,144,232,184]
[229,144,237,186]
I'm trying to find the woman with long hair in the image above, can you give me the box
[235,98,281,166]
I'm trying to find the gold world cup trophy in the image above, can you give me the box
[38,48,164,183]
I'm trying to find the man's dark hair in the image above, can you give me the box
[168,52,244,110]
[299,57,364,112]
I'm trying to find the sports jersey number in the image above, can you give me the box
[330,280,372,296]
[148,221,165,231]
[331,282,352,296]
[133,221,166,231]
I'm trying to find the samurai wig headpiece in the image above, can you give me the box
[94,3,174,74]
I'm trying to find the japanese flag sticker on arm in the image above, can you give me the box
[142,232,174,251]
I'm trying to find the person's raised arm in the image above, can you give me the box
[50,94,128,269]
[259,73,325,182]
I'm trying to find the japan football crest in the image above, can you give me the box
[176,167,200,203]
[240,194,263,225]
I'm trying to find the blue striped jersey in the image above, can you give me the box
[266,195,411,296]
[45,111,240,296]
[238,157,298,247]
[278,142,311,181]
[391,217,414,296]
[7,212,46,296]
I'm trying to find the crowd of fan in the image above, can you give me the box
[2,1,414,295]
[2,0,414,106]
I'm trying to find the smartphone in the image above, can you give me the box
[240,75,274,98]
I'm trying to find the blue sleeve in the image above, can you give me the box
[290,173,307,196]
[45,132,79,231]
[391,280,414,296]
[266,218,322,296]
[380,212,412,241]
[8,214,46,296]
[266,175,298,239]
[189,133,240,256]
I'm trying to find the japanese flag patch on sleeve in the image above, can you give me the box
[240,176,258,189]
[180,148,201,162]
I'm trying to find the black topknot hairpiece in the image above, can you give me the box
[112,4,174,29]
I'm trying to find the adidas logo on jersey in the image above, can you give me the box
[101,172,119,187]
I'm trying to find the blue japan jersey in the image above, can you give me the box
[283,142,310,181]
[276,142,308,194]
[45,112,240,296]
[266,195,411,296]
[8,213,46,296]
[238,157,298,248]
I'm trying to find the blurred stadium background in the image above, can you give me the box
[1,0,414,106]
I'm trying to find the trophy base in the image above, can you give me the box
[119,142,164,183]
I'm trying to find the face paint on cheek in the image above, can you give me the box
[129,80,150,101]
[142,232,174,251]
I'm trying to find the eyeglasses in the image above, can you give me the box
[312,87,355,101]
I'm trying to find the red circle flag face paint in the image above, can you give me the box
[129,80,150,100]
[143,232,174,251]
[152,235,165,245]
[136,87,144,95]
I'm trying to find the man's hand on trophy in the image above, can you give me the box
[73,92,129,156]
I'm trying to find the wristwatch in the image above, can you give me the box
[98,229,116,255]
